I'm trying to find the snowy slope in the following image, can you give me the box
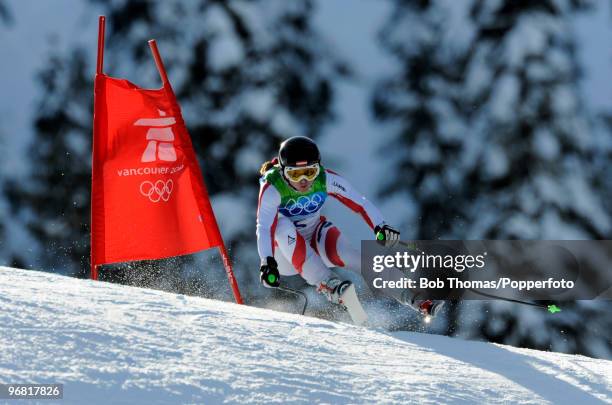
[0,267,610,404]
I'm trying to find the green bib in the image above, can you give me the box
[261,166,327,220]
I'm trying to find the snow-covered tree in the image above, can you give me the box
[599,116,612,216]
[0,3,13,266]
[460,0,609,240]
[374,0,609,240]
[0,2,12,25]
[373,0,611,357]
[372,0,472,240]
[5,0,348,298]
[458,0,611,359]
[371,0,475,335]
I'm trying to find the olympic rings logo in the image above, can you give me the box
[284,193,324,216]
[140,179,174,203]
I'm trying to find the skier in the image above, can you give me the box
[256,136,442,318]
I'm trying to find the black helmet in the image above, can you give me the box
[278,136,320,167]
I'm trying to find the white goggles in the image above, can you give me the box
[283,163,320,182]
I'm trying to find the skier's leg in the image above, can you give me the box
[273,216,332,286]
[314,220,443,316]
[273,247,297,277]
[303,219,368,322]
[273,216,355,305]
[314,220,402,299]
[312,219,361,272]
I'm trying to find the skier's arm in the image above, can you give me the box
[325,169,385,230]
[256,181,281,264]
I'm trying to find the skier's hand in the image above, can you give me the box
[260,256,280,288]
[374,223,400,248]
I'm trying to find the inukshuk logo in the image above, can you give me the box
[136,109,177,163]
[133,110,178,203]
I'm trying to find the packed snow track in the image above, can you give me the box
[0,267,610,404]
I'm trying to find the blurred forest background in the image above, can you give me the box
[0,0,610,359]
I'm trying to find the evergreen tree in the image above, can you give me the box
[372,0,472,334]
[0,2,12,25]
[373,0,611,357]
[374,0,608,240]
[0,2,13,265]
[461,0,608,240]
[459,0,611,359]
[372,0,471,240]
[6,0,348,299]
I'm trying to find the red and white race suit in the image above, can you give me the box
[256,168,384,286]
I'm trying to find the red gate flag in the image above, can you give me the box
[91,76,221,263]
[91,16,242,304]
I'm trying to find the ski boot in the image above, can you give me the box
[317,277,351,304]
[400,290,445,318]
[415,299,444,317]
[317,277,368,325]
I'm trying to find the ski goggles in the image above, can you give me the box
[283,163,320,182]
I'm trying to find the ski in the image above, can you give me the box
[339,283,369,326]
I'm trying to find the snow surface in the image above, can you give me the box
[0,267,610,405]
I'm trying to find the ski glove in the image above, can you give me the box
[260,256,280,288]
[374,223,400,248]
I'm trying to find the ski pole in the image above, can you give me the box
[276,285,308,315]
[389,240,561,314]
[466,288,561,313]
